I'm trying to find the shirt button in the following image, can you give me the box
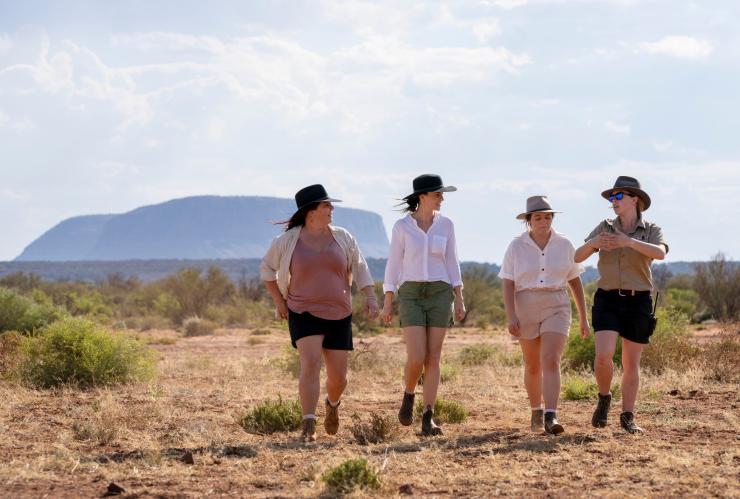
[541,268,545,271]
[540,280,543,283]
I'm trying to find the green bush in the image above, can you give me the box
[0,287,64,334]
[0,331,23,375]
[414,398,468,423]
[16,318,157,389]
[561,375,621,401]
[458,343,497,366]
[322,458,381,494]
[641,308,698,374]
[182,316,217,336]
[237,397,302,434]
[350,412,399,445]
[564,324,622,371]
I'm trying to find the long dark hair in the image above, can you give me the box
[397,194,420,213]
[277,202,321,231]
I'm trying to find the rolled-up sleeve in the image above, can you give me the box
[383,222,404,293]
[348,234,374,290]
[497,244,515,281]
[585,221,605,243]
[260,237,281,282]
[566,245,585,280]
[445,222,463,288]
[648,224,669,254]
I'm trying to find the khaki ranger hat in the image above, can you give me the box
[516,195,562,220]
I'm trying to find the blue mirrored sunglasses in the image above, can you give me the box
[608,191,633,202]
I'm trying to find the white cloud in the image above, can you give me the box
[472,18,501,44]
[481,0,528,9]
[638,36,713,59]
[604,120,631,135]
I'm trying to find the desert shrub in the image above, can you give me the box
[322,458,381,494]
[459,264,506,327]
[72,393,120,445]
[237,397,302,434]
[277,344,302,378]
[182,316,217,337]
[350,412,399,445]
[701,336,740,383]
[15,318,157,389]
[641,308,698,374]
[414,398,468,423]
[0,287,65,334]
[564,324,622,371]
[352,284,383,334]
[440,362,460,382]
[159,267,236,324]
[153,292,181,321]
[125,315,172,332]
[458,343,497,366]
[693,253,740,321]
[349,340,389,373]
[561,375,621,401]
[496,349,523,367]
[0,331,23,375]
[251,328,271,335]
[247,337,265,346]
[64,291,113,320]
[664,288,701,323]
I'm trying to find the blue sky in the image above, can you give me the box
[1,0,738,263]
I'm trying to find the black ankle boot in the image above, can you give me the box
[421,406,442,436]
[398,392,415,426]
[620,411,644,434]
[592,393,612,428]
[544,411,564,435]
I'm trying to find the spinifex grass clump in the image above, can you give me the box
[561,375,621,401]
[322,458,381,494]
[0,287,64,334]
[16,318,157,389]
[350,412,399,445]
[458,343,497,366]
[182,316,217,336]
[414,398,468,423]
[238,396,302,434]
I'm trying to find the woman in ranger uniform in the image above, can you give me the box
[574,176,668,434]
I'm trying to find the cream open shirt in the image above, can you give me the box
[260,225,374,300]
[498,231,584,291]
[383,214,463,294]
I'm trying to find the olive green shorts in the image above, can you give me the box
[397,281,454,328]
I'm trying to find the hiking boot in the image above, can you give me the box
[300,418,317,443]
[398,392,415,426]
[544,412,564,435]
[530,409,544,433]
[324,399,340,435]
[592,393,612,428]
[421,406,443,436]
[620,412,643,434]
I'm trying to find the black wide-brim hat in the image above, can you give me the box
[403,174,457,199]
[294,184,342,210]
[601,175,651,211]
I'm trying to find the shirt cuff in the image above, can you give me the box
[382,283,397,294]
[497,271,513,280]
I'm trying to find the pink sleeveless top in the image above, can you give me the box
[287,239,352,320]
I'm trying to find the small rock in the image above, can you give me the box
[181,451,195,465]
[688,389,699,398]
[399,483,414,495]
[102,482,126,497]
[669,389,680,396]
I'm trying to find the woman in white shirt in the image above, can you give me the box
[499,196,590,435]
[381,174,466,436]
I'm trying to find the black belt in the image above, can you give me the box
[598,288,651,297]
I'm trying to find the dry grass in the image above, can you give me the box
[0,324,738,497]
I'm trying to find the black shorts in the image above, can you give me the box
[287,310,353,350]
[592,288,654,344]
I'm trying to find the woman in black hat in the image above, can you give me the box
[574,176,668,434]
[381,174,466,436]
[261,184,379,443]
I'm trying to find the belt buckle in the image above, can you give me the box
[618,289,633,297]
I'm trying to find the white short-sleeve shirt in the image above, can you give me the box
[383,214,463,294]
[498,231,584,291]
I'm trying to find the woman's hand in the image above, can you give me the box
[381,294,394,324]
[365,297,379,320]
[507,316,521,337]
[579,317,591,339]
[609,228,634,249]
[454,296,466,322]
[275,299,289,320]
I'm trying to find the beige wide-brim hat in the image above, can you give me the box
[516,195,562,220]
[600,175,651,211]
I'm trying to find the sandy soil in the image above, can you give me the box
[0,325,738,498]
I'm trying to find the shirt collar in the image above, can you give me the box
[614,217,646,234]
[518,230,561,250]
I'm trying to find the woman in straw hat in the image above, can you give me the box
[499,196,590,434]
[381,174,466,436]
[261,184,379,443]
[574,176,668,434]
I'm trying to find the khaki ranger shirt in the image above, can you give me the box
[586,218,669,292]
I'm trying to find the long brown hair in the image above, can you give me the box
[277,202,321,231]
[397,194,421,213]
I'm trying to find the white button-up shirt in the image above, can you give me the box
[498,231,584,291]
[383,214,463,294]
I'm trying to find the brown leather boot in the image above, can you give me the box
[300,418,316,443]
[421,406,443,436]
[592,393,611,428]
[530,409,544,433]
[324,399,340,435]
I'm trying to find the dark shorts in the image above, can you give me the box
[592,288,654,344]
[288,310,353,351]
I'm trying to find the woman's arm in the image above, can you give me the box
[381,291,394,324]
[567,276,590,338]
[501,278,520,337]
[360,285,379,320]
[574,236,601,263]
[445,222,465,322]
[612,228,667,260]
[263,279,288,319]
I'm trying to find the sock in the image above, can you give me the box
[327,399,340,408]
[544,409,556,415]
[302,414,316,420]
[531,406,544,411]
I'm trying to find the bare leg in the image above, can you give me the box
[594,331,619,395]
[620,338,644,412]
[540,332,567,411]
[296,335,323,416]
[402,326,427,393]
[519,336,542,409]
[323,349,349,403]
[421,327,447,408]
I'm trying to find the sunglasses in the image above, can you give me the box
[608,191,634,202]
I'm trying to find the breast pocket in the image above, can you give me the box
[430,235,447,257]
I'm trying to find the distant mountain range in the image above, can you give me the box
[15,196,390,261]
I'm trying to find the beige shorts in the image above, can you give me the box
[514,289,571,339]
